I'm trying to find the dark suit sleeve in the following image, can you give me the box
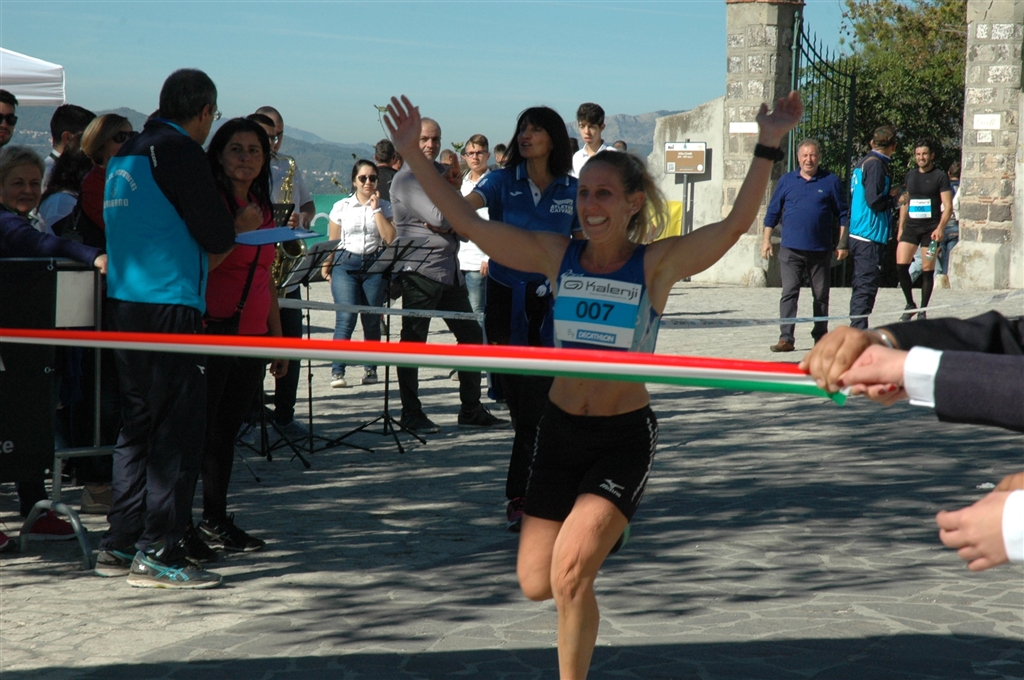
[0,213,103,264]
[151,138,236,254]
[882,311,1024,355]
[933,351,1024,433]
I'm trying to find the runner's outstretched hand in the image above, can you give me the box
[384,96,423,159]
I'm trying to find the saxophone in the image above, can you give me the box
[270,153,306,293]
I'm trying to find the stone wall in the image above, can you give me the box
[712,0,801,285]
[954,0,1024,288]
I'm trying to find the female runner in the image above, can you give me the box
[385,92,802,679]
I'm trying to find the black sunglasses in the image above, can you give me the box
[357,174,379,184]
[0,114,17,126]
[112,130,139,144]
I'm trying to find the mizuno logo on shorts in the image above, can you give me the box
[600,479,624,497]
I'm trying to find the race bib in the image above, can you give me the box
[554,275,641,349]
[909,198,932,219]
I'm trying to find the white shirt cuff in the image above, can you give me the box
[1003,490,1024,564]
[904,347,942,408]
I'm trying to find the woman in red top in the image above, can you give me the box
[78,114,135,245]
[186,118,286,560]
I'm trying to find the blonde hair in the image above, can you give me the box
[584,151,666,244]
[80,113,130,165]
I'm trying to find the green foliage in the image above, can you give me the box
[842,0,967,174]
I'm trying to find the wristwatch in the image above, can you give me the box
[754,144,784,162]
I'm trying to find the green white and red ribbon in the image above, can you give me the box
[0,328,843,403]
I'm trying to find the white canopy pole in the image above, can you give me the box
[0,48,65,106]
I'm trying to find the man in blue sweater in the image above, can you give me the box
[761,139,849,352]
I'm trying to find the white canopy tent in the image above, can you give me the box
[0,48,65,106]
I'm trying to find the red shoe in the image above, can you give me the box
[28,511,76,541]
[0,530,17,553]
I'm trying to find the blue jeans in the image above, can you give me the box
[463,270,486,331]
[329,250,386,376]
[938,227,959,275]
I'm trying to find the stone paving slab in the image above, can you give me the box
[2,284,1022,679]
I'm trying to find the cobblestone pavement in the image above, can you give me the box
[2,284,1022,679]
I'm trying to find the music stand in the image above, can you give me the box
[320,237,436,454]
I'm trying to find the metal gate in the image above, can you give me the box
[788,13,857,285]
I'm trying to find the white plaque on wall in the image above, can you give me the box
[729,122,759,134]
[974,113,1001,130]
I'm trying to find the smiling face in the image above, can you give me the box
[219,131,265,195]
[517,121,552,161]
[576,161,643,244]
[797,142,820,178]
[0,102,16,148]
[0,162,43,214]
[915,145,935,171]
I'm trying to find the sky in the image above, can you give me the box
[1,0,847,149]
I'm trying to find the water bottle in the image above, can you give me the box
[924,240,938,262]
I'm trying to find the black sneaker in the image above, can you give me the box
[127,548,222,589]
[900,303,917,322]
[399,412,441,435]
[180,523,218,564]
[197,514,266,552]
[94,548,135,577]
[458,405,510,429]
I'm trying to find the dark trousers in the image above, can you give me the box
[273,288,303,425]
[100,299,206,560]
[778,246,832,343]
[848,239,887,330]
[486,278,553,501]
[396,273,482,418]
[197,353,264,523]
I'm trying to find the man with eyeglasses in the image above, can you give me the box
[0,89,18,150]
[99,69,256,590]
[390,117,508,434]
[252,106,315,441]
[458,135,492,319]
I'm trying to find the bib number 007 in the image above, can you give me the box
[576,300,614,321]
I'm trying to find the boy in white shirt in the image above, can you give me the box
[571,102,617,178]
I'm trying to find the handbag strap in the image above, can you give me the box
[232,245,263,317]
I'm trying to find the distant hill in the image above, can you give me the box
[12,104,676,191]
[10,105,373,194]
[565,109,684,160]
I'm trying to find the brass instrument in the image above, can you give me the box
[271,153,306,293]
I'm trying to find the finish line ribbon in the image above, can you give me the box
[0,328,843,404]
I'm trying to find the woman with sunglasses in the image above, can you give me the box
[77,114,136,244]
[321,159,396,388]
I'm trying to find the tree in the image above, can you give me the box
[842,0,967,175]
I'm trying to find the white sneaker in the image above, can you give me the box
[331,375,349,389]
[276,419,309,441]
[361,368,378,385]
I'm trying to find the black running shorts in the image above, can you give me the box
[900,221,936,247]
[524,403,658,522]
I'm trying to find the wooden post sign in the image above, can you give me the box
[665,142,707,175]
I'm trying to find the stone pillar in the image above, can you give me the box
[716,0,801,286]
[955,0,1023,289]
